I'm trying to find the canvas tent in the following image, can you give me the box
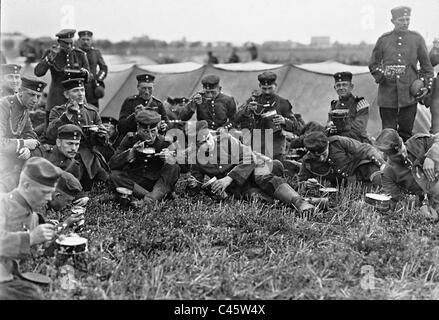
[20,58,438,137]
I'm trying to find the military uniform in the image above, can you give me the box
[109,110,180,201]
[0,80,44,192]
[0,64,22,98]
[187,121,314,213]
[299,134,384,187]
[180,75,236,130]
[329,94,370,143]
[235,72,304,160]
[78,42,107,107]
[118,95,168,135]
[369,7,434,141]
[31,144,83,180]
[427,43,439,133]
[378,132,439,208]
[0,157,63,299]
[46,78,109,190]
[34,29,91,113]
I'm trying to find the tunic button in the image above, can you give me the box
[398,53,401,56]
[341,103,344,106]
[396,75,400,79]
[398,59,402,62]
[398,36,402,39]
[219,166,222,169]
[398,43,402,46]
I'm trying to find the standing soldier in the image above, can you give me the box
[234,72,304,161]
[1,64,22,98]
[118,73,168,138]
[326,71,371,143]
[76,30,108,108]
[369,6,434,142]
[180,74,237,130]
[34,29,91,125]
[0,77,46,192]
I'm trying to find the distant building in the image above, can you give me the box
[1,32,27,51]
[310,36,331,48]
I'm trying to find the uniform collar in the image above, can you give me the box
[11,189,33,213]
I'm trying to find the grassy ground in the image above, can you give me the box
[23,175,439,300]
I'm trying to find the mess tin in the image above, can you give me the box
[140,147,156,157]
[116,187,133,198]
[365,193,391,212]
[20,272,52,285]
[56,235,88,255]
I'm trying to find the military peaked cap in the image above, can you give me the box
[22,157,63,187]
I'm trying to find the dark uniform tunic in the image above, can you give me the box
[118,95,168,137]
[382,133,439,206]
[0,95,37,192]
[328,94,370,143]
[234,93,304,160]
[0,190,41,299]
[299,135,384,186]
[31,145,83,180]
[80,46,108,108]
[46,103,109,189]
[189,133,286,200]
[180,93,236,130]
[34,48,91,112]
[108,133,180,199]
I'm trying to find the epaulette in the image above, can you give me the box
[84,103,99,112]
[378,31,393,40]
[151,96,162,103]
[408,30,422,37]
[73,47,86,54]
[355,97,369,111]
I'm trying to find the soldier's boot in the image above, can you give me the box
[147,179,171,202]
[273,183,315,217]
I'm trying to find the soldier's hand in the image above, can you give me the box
[194,93,203,105]
[159,121,168,132]
[30,224,55,245]
[63,212,85,228]
[134,104,145,114]
[211,176,233,195]
[23,139,39,150]
[305,178,319,189]
[272,114,285,126]
[248,101,258,111]
[415,87,429,101]
[423,158,436,182]
[47,46,59,62]
[73,197,89,207]
[17,147,31,160]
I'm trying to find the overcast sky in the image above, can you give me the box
[1,0,438,44]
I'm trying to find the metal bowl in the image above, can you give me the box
[56,235,88,255]
[319,187,338,194]
[365,193,391,212]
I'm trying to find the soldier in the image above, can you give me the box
[180,74,237,130]
[32,124,83,182]
[1,64,21,98]
[76,30,108,108]
[326,71,371,143]
[0,157,62,299]
[375,129,439,216]
[185,120,318,216]
[118,73,168,138]
[369,6,434,142]
[109,110,180,207]
[299,131,384,188]
[234,72,304,161]
[0,77,46,192]
[34,29,91,125]
[46,78,109,191]
[165,96,188,130]
[93,116,120,161]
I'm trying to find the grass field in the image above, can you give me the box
[23,175,439,300]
